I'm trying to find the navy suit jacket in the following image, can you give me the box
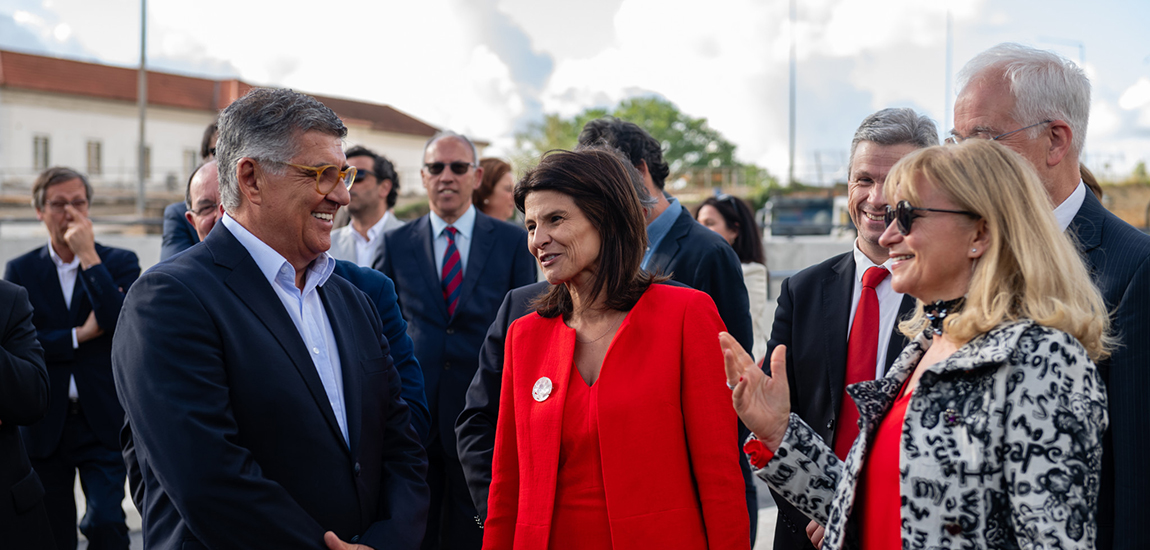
[113,223,429,550]
[333,260,431,443]
[456,208,754,519]
[160,201,198,261]
[0,280,54,548]
[4,243,139,456]
[376,211,536,453]
[765,250,915,550]
[1070,191,1150,550]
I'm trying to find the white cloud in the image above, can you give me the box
[1119,77,1150,110]
[1090,100,1122,138]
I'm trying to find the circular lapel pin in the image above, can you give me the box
[532,377,553,402]
[944,408,961,426]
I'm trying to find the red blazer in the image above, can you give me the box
[483,284,749,550]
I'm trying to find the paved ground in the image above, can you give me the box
[75,477,781,549]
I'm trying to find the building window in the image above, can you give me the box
[33,135,50,171]
[183,148,198,178]
[87,140,103,175]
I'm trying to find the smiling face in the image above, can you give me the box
[255,130,349,270]
[524,190,601,289]
[696,204,738,245]
[422,136,481,223]
[848,141,921,263]
[879,174,981,302]
[186,161,221,241]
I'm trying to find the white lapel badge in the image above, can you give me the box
[532,377,553,402]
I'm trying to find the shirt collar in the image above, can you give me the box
[429,204,477,240]
[852,240,892,282]
[1052,180,1087,232]
[221,213,334,290]
[353,212,392,244]
[646,196,682,242]
[47,242,80,270]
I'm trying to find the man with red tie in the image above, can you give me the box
[764,108,937,550]
[375,131,536,550]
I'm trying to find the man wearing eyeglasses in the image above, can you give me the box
[4,166,140,550]
[330,146,404,267]
[953,43,1150,550]
[113,88,429,550]
[182,159,222,243]
[375,130,535,550]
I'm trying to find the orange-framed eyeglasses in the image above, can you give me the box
[262,160,357,195]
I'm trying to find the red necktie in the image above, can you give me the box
[441,226,462,316]
[833,266,888,459]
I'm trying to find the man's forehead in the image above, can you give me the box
[291,130,346,162]
[425,136,473,161]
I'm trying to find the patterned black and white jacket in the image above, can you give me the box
[753,320,1108,550]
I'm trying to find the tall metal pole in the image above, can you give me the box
[136,0,147,216]
[787,0,796,186]
[944,10,953,137]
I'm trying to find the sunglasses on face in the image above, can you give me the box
[424,161,475,176]
[353,170,376,183]
[883,200,980,235]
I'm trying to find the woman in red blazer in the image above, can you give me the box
[482,148,749,550]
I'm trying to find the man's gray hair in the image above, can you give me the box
[956,42,1090,155]
[423,130,479,164]
[848,108,939,175]
[216,88,347,211]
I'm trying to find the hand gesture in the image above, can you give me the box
[76,311,104,344]
[62,205,100,268]
[324,531,374,550]
[720,332,790,451]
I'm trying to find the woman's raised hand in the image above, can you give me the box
[720,333,791,451]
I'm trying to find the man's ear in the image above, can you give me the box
[1046,120,1073,168]
[236,158,262,206]
[185,211,195,226]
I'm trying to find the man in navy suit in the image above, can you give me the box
[113,88,428,550]
[5,167,139,550]
[375,131,536,550]
[952,43,1150,550]
[161,121,218,261]
[456,122,755,538]
[0,279,54,548]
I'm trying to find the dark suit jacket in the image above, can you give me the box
[333,260,431,443]
[112,223,429,550]
[457,208,754,519]
[766,251,914,550]
[375,211,536,453]
[0,280,54,549]
[1070,191,1150,550]
[4,243,139,456]
[160,201,198,261]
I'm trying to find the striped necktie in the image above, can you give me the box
[441,226,462,316]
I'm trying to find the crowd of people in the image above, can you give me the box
[0,41,1147,550]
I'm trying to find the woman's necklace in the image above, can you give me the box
[922,296,965,336]
[575,311,625,344]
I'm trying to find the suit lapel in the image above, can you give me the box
[883,294,918,369]
[33,246,72,323]
[521,315,574,527]
[208,227,348,450]
[1068,190,1104,255]
[453,213,495,320]
[321,282,360,455]
[413,216,449,319]
[824,253,855,419]
[645,209,691,275]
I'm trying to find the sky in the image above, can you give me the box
[3,0,1149,184]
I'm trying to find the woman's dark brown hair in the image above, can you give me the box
[474,157,511,210]
[515,147,664,317]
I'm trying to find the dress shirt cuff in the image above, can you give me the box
[71,328,79,349]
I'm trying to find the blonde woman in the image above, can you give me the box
[724,139,1110,549]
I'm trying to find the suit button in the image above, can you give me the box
[827,420,834,431]
[354,462,361,476]
[943,522,963,535]
[446,327,455,335]
[444,361,452,370]
[350,535,360,543]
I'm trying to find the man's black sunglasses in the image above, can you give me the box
[883,200,980,235]
[424,161,475,176]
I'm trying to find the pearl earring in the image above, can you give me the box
[971,248,977,253]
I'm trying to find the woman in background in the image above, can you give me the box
[696,195,768,362]
[475,157,517,221]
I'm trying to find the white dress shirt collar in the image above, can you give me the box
[1052,180,1087,232]
[221,214,335,291]
[429,204,476,241]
